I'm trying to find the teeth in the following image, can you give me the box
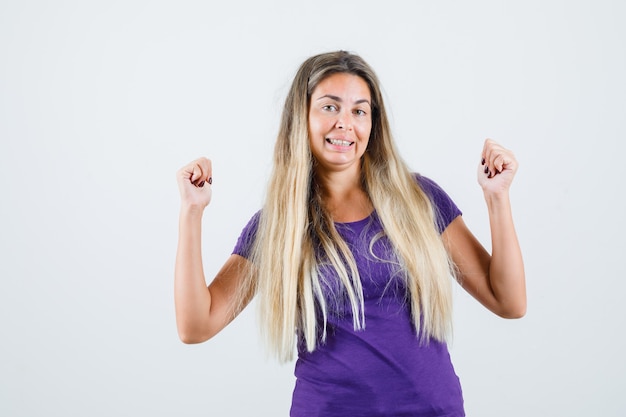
[327,138,352,146]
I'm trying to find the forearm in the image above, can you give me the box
[485,192,526,318]
[175,206,212,342]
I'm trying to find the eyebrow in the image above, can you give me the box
[316,94,371,107]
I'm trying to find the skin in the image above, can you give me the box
[442,139,526,318]
[307,73,374,222]
[174,74,526,344]
[175,157,244,342]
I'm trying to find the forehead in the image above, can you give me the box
[311,73,371,100]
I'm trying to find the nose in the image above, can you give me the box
[335,110,352,130]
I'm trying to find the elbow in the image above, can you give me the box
[500,309,526,319]
[178,333,207,345]
[177,325,213,345]
[497,303,527,319]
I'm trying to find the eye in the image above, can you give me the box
[354,109,367,116]
[322,104,338,112]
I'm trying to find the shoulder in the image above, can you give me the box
[232,210,261,259]
[413,173,462,233]
[413,173,446,198]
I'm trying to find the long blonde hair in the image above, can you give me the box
[243,51,454,362]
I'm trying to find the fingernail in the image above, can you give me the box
[198,181,205,188]
[208,177,213,185]
[481,158,485,165]
[484,166,489,174]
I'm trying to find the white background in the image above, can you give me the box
[1,1,624,415]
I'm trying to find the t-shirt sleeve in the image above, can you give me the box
[232,210,261,259]
[415,174,462,234]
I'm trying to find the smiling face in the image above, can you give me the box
[308,72,372,177]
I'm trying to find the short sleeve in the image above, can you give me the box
[415,174,462,234]
[232,210,261,259]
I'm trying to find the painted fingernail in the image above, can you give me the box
[198,181,205,188]
[208,177,213,185]
[481,158,485,165]
[484,166,489,174]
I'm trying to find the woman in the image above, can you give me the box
[175,51,525,416]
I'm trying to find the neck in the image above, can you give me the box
[314,167,372,223]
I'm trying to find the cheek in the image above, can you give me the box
[358,121,372,140]
[308,114,323,135]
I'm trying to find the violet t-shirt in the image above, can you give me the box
[233,175,464,417]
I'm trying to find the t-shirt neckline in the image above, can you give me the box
[334,210,376,227]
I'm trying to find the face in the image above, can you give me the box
[308,73,372,176]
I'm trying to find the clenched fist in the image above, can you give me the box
[478,139,518,197]
[177,157,213,209]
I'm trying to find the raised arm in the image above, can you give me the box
[175,158,253,343]
[442,139,526,318]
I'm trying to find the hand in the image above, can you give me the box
[477,139,518,196]
[177,157,213,209]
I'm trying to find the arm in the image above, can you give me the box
[175,158,253,343]
[442,139,526,318]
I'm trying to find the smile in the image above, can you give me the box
[326,138,354,146]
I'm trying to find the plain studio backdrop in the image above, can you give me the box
[1,1,624,415]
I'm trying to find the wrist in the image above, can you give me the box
[483,190,511,210]
[179,203,207,218]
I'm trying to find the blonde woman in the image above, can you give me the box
[175,51,525,416]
